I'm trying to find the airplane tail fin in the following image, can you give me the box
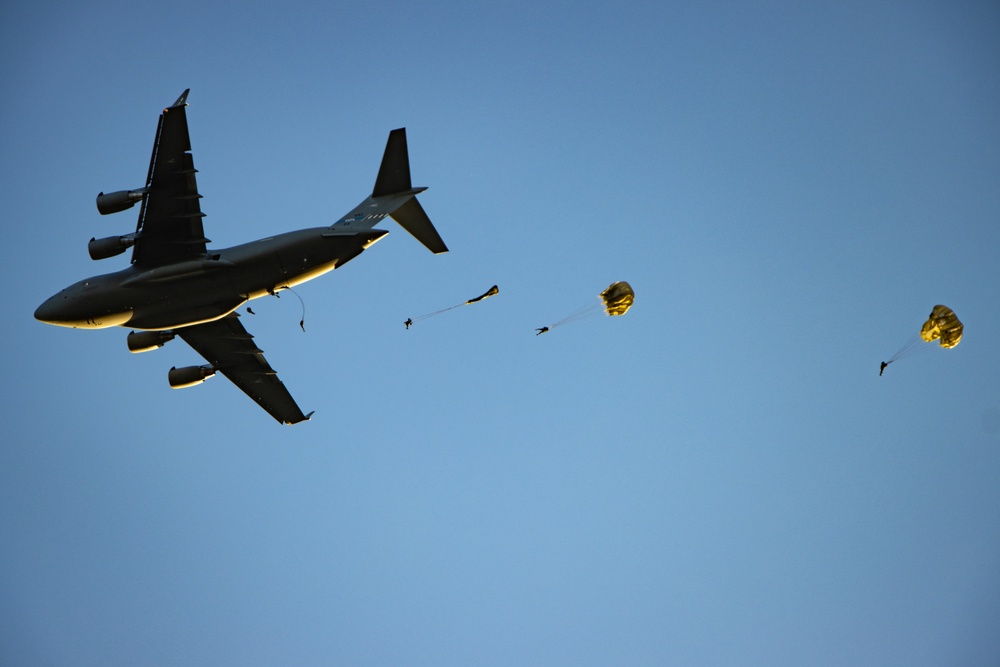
[373,129,412,197]
[373,128,449,254]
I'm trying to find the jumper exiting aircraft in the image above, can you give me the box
[35,90,447,424]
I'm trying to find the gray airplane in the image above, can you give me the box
[35,90,447,424]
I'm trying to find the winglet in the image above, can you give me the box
[286,410,315,425]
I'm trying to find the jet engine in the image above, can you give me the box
[127,330,176,353]
[168,365,216,389]
[96,188,148,215]
[88,233,136,260]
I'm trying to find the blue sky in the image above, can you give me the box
[2,1,999,665]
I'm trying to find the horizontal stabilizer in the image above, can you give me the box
[390,197,448,254]
[170,89,190,109]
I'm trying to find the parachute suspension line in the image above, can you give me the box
[289,288,306,332]
[887,335,917,364]
[412,303,462,323]
[551,300,603,328]
[886,333,930,364]
[273,285,307,332]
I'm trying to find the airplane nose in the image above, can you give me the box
[34,287,131,329]
[34,295,62,324]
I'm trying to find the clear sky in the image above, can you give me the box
[3,1,999,665]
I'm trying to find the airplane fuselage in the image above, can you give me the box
[35,226,388,330]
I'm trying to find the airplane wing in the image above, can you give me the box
[131,89,210,266]
[176,313,312,425]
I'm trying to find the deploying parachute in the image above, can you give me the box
[406,284,499,328]
[920,304,963,349]
[466,285,499,304]
[537,281,634,334]
[881,304,962,375]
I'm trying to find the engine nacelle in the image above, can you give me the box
[88,233,136,260]
[168,365,216,389]
[127,330,176,353]
[96,188,148,215]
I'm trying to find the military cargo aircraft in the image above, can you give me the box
[35,90,447,424]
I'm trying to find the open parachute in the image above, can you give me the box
[920,304,963,349]
[601,281,635,316]
[536,281,634,334]
[881,304,962,374]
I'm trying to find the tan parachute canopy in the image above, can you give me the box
[920,304,963,349]
[601,281,634,316]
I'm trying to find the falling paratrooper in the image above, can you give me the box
[880,304,962,375]
[536,281,634,334]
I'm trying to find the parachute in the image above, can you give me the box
[406,284,499,328]
[537,281,635,333]
[466,285,499,304]
[920,304,963,349]
[881,304,962,374]
[601,281,634,316]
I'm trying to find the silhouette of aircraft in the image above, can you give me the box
[35,90,447,424]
